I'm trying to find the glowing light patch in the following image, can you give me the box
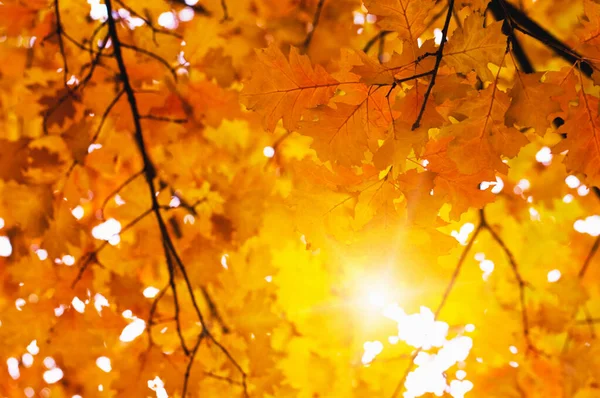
[24,387,34,398]
[574,215,600,236]
[535,147,552,165]
[15,298,26,311]
[44,357,56,369]
[516,179,530,192]
[547,269,561,283]
[92,218,121,245]
[96,357,112,372]
[143,287,161,298]
[434,28,443,45]
[88,143,102,153]
[89,0,108,21]
[361,340,383,364]
[27,340,39,355]
[7,357,20,379]
[71,205,84,220]
[479,259,494,273]
[449,379,474,398]
[529,207,540,221]
[0,218,4,229]
[158,12,178,29]
[71,297,86,313]
[451,223,475,245]
[148,376,169,398]
[54,305,65,317]
[169,196,181,208]
[221,254,229,269]
[62,255,75,266]
[120,318,146,342]
[578,185,590,196]
[565,175,580,189]
[353,11,365,25]
[509,345,518,354]
[22,353,34,368]
[94,293,110,313]
[263,146,275,158]
[563,194,574,203]
[43,368,63,384]
[0,236,12,257]
[179,7,194,22]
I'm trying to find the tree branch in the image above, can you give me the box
[104,1,247,394]
[411,0,455,131]
[301,0,326,53]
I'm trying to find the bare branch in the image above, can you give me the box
[411,0,455,130]
[480,209,535,352]
[301,0,326,53]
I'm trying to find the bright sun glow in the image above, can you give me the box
[360,285,475,398]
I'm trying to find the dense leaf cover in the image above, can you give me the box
[2,0,600,397]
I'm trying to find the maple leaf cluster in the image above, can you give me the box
[3,0,600,397]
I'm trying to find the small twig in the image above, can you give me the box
[120,43,178,80]
[53,0,71,91]
[99,169,145,219]
[363,31,391,53]
[220,0,230,21]
[201,287,230,334]
[146,285,169,347]
[204,371,243,385]
[480,208,535,352]
[578,235,600,278]
[411,0,455,130]
[301,0,325,53]
[90,89,125,144]
[182,331,206,396]
[140,115,188,124]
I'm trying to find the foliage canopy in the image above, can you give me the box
[3,0,600,397]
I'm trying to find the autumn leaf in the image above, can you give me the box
[554,94,600,185]
[505,72,563,134]
[444,14,507,82]
[240,44,339,131]
[363,0,435,43]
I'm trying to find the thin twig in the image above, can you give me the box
[578,235,600,278]
[140,115,188,124]
[363,31,391,53]
[480,209,535,351]
[99,169,145,219]
[201,286,230,334]
[182,330,206,396]
[411,0,455,130]
[220,0,230,21]
[53,0,71,91]
[301,0,325,53]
